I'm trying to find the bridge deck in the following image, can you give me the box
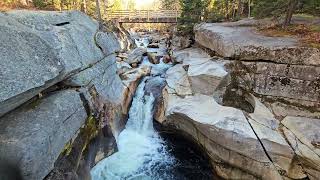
[107,10,180,23]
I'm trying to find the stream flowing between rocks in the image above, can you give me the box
[90,35,215,180]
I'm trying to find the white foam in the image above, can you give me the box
[90,78,175,180]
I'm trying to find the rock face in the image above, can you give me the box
[0,10,142,180]
[195,21,320,111]
[125,47,147,65]
[0,10,105,117]
[156,36,319,179]
[157,92,282,179]
[194,23,320,66]
[0,90,87,180]
[282,116,320,180]
[95,31,121,56]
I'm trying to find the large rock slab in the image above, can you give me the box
[0,12,65,117]
[156,92,282,179]
[0,90,87,180]
[165,64,192,96]
[247,96,306,179]
[95,31,121,56]
[195,23,320,66]
[0,10,105,116]
[282,116,320,179]
[6,10,104,73]
[125,47,147,65]
[184,57,229,95]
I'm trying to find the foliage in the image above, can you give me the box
[253,0,320,19]
[178,0,208,34]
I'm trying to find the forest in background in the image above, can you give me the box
[1,0,319,46]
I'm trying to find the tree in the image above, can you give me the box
[283,0,298,27]
[95,0,102,24]
[178,0,209,34]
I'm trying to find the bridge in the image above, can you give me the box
[107,10,180,23]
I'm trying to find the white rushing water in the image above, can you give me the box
[90,77,175,180]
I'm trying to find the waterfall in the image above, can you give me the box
[90,77,175,180]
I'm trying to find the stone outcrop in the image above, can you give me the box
[124,47,147,65]
[0,90,87,180]
[282,116,320,180]
[194,22,320,66]
[194,21,320,114]
[156,34,319,179]
[0,10,142,180]
[157,92,283,179]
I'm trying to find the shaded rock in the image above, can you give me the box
[95,31,121,56]
[171,34,191,51]
[147,52,159,64]
[0,90,87,180]
[165,64,192,96]
[195,23,320,65]
[156,92,282,179]
[125,47,147,65]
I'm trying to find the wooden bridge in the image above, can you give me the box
[107,10,180,23]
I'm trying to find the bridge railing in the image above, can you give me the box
[107,10,180,22]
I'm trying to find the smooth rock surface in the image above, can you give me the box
[157,92,282,179]
[247,96,306,179]
[0,90,87,180]
[195,23,320,65]
[95,31,121,56]
[165,64,192,96]
[125,47,147,65]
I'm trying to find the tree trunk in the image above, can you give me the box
[81,0,87,13]
[248,0,251,18]
[225,0,229,20]
[237,0,242,17]
[19,0,28,6]
[96,0,102,25]
[60,0,64,11]
[231,0,236,19]
[283,0,297,27]
[103,0,108,18]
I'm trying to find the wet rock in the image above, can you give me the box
[156,92,282,179]
[147,43,159,48]
[0,90,87,180]
[195,22,320,66]
[95,31,121,56]
[125,47,147,65]
[147,52,159,64]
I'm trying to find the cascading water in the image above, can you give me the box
[91,35,216,180]
[91,76,175,180]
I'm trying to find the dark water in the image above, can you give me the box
[155,122,219,180]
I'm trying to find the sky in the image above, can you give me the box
[123,0,161,10]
